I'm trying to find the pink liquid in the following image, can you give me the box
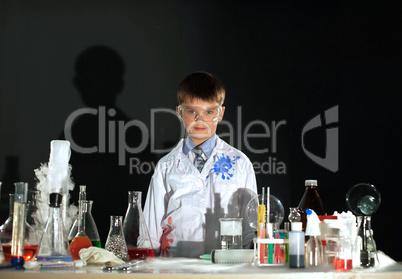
[127,248,154,260]
[2,244,39,262]
[334,258,353,271]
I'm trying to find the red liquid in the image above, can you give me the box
[127,248,154,260]
[69,236,92,260]
[334,258,353,271]
[2,244,39,262]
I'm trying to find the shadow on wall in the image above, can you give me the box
[60,45,155,245]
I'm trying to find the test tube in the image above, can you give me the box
[11,182,28,267]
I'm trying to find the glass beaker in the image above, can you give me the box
[105,215,128,261]
[219,218,243,250]
[123,191,154,260]
[68,200,101,248]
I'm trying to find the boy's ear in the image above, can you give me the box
[218,106,226,122]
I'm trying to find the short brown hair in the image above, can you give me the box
[177,71,225,105]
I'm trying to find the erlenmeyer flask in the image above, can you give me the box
[68,200,101,248]
[105,215,128,261]
[357,216,378,268]
[1,193,38,263]
[0,194,15,263]
[123,191,154,260]
[0,194,15,247]
[69,186,92,260]
[37,193,72,261]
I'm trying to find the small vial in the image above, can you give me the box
[288,222,305,268]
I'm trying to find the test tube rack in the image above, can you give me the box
[253,237,289,267]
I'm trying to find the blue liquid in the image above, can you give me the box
[289,254,305,268]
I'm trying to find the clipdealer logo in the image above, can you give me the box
[301,105,339,172]
[63,105,339,174]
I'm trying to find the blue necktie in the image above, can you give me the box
[193,146,206,172]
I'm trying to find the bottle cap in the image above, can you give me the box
[291,222,303,231]
[305,179,318,186]
[49,193,63,208]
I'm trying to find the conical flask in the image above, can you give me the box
[123,191,154,261]
[0,193,39,263]
[37,193,72,261]
[69,186,92,260]
[357,216,379,268]
[0,194,15,247]
[68,200,101,247]
[105,215,128,261]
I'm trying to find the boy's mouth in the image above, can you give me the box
[194,127,206,131]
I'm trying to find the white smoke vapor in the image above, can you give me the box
[33,140,77,233]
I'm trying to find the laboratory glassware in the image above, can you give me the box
[346,183,380,268]
[37,193,72,261]
[298,179,326,231]
[105,215,128,261]
[68,200,101,248]
[69,186,92,260]
[219,217,243,250]
[123,191,154,260]
[10,182,28,267]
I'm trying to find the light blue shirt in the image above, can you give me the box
[183,134,217,158]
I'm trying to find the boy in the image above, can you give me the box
[143,71,257,258]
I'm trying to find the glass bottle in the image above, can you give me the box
[37,193,72,261]
[298,179,326,231]
[123,191,154,261]
[69,186,92,260]
[68,200,101,247]
[105,215,128,261]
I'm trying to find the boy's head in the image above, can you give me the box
[177,71,225,106]
[176,71,226,146]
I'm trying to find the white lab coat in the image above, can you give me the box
[143,136,258,258]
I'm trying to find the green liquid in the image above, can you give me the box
[91,240,102,248]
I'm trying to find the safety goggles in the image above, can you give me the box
[178,105,222,122]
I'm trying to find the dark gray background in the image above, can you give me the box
[0,1,400,260]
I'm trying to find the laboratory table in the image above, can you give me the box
[0,257,401,279]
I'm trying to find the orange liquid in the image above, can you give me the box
[69,236,92,260]
[335,258,353,271]
[127,248,154,261]
[2,244,39,262]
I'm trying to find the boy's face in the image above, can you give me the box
[177,98,225,146]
